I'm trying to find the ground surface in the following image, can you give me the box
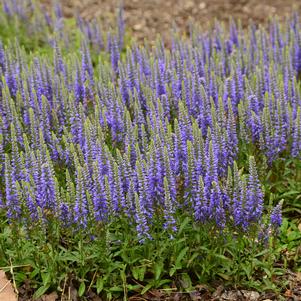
[41,0,301,43]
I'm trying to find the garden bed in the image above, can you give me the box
[0,0,300,300]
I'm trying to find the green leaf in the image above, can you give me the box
[218,273,231,281]
[287,231,301,242]
[175,247,189,266]
[141,283,152,295]
[126,284,141,291]
[175,237,187,245]
[252,258,264,266]
[14,272,27,283]
[41,272,51,286]
[106,291,112,300]
[132,265,146,281]
[96,277,104,294]
[181,273,192,290]
[178,217,190,235]
[78,281,86,297]
[109,286,124,292]
[169,266,177,277]
[255,249,270,257]
[33,284,50,299]
[263,267,272,278]
[241,264,252,278]
[157,279,172,286]
[187,252,200,267]
[29,269,40,279]
[213,254,231,262]
[283,208,301,214]
[281,190,300,197]
[199,246,209,252]
[138,266,146,281]
[120,265,126,282]
[280,218,289,231]
[154,261,163,280]
[132,266,139,280]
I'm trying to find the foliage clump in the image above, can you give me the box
[0,0,300,299]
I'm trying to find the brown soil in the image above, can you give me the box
[41,0,301,43]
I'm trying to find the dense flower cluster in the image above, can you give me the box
[0,1,291,241]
